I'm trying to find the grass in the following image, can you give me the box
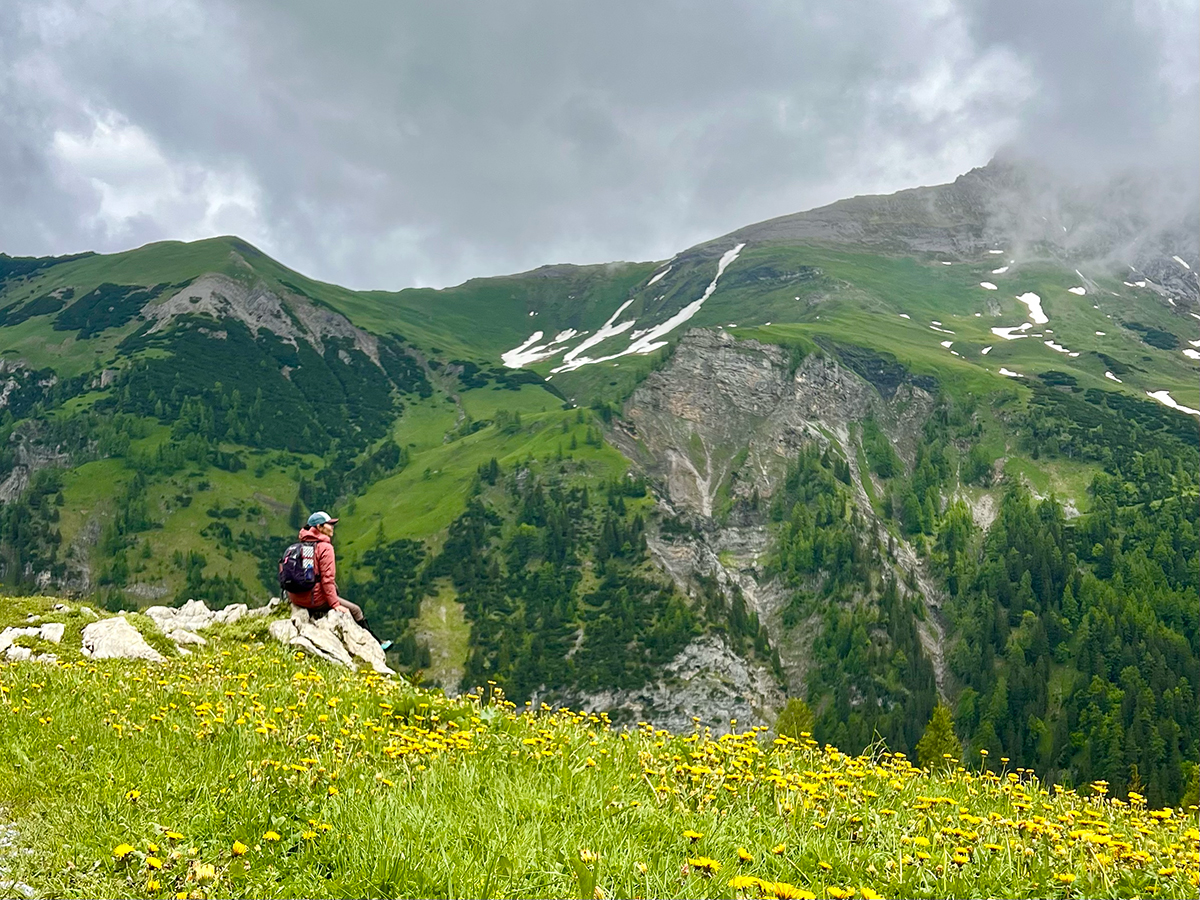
[339,398,630,556]
[1,596,1197,899]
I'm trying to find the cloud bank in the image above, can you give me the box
[0,0,1194,289]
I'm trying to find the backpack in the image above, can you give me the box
[278,540,321,594]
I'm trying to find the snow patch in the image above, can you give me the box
[1104,371,1122,383]
[992,266,1009,274]
[1184,349,1200,361]
[988,250,1005,255]
[940,340,953,348]
[500,328,583,368]
[940,261,953,265]
[981,346,992,355]
[552,299,638,371]
[1016,292,1048,324]
[551,243,745,373]
[1095,331,1105,336]
[647,265,672,286]
[898,313,911,319]
[1043,340,1071,354]
[1147,390,1200,417]
[991,323,1033,340]
[980,282,998,290]
[1172,255,1191,270]
[1188,339,1200,347]
[1067,286,1086,295]
[999,368,1023,378]
[930,325,955,334]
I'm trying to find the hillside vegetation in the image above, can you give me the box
[1,162,1198,855]
[0,600,1197,899]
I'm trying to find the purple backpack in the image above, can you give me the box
[278,540,321,593]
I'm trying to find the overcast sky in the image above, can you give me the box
[1,0,1196,289]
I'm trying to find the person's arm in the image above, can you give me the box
[319,542,342,609]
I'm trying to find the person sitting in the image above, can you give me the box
[286,510,390,649]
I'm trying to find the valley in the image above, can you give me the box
[1,160,1197,806]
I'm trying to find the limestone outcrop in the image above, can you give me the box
[268,606,394,675]
[80,617,164,663]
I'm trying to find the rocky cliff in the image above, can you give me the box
[574,328,947,727]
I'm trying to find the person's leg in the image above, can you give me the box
[338,599,365,622]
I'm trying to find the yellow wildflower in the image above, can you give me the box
[146,856,163,870]
[1054,873,1076,884]
[263,831,281,842]
[771,843,786,855]
[827,888,855,900]
[683,829,704,842]
[737,847,754,862]
[770,882,815,900]
[231,840,248,856]
[112,843,136,860]
[687,856,721,875]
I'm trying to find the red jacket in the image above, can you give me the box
[287,526,343,611]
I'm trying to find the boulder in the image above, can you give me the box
[80,616,165,662]
[268,606,393,675]
[39,622,65,644]
[0,627,39,654]
[166,629,207,646]
[146,598,273,637]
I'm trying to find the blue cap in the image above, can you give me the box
[307,511,339,527]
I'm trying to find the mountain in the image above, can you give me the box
[1,160,1197,804]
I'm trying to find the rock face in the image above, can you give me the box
[80,617,164,663]
[268,606,394,676]
[552,634,784,734]
[596,328,945,727]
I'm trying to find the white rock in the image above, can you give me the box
[147,599,255,635]
[269,606,393,675]
[5,645,31,662]
[34,653,58,664]
[166,629,207,646]
[0,627,39,653]
[39,623,65,644]
[80,617,165,662]
[78,606,98,618]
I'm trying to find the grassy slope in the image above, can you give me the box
[0,600,1196,900]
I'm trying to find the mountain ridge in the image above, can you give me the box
[1,160,1197,805]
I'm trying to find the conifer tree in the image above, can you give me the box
[775,698,814,740]
[917,703,962,770]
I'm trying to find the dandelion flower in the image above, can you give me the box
[1054,873,1076,884]
[125,789,141,802]
[193,862,216,882]
[771,843,786,855]
[737,847,753,862]
[231,840,248,857]
[635,862,647,875]
[770,882,815,900]
[728,874,761,890]
[165,831,184,841]
[687,856,721,876]
[263,831,281,842]
[683,829,704,842]
[860,888,882,900]
[827,888,855,900]
[301,830,317,840]
[146,856,163,870]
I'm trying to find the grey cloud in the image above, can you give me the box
[0,1,1193,289]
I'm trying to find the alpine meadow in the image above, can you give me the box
[1,159,1198,899]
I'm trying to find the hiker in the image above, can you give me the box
[282,511,390,649]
